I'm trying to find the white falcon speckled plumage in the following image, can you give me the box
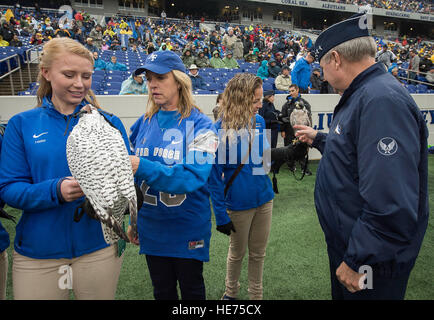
[66,105,137,244]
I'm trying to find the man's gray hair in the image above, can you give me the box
[322,36,377,63]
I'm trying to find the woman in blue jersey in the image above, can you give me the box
[208,73,274,300]
[0,38,130,300]
[127,50,218,300]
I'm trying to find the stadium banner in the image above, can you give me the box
[1,94,433,160]
[248,0,434,23]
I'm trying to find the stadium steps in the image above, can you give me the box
[0,64,39,96]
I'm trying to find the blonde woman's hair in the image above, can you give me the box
[144,69,201,121]
[36,37,100,108]
[219,73,262,143]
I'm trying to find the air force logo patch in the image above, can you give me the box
[377,137,398,156]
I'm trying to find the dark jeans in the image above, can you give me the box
[327,246,411,300]
[145,255,206,300]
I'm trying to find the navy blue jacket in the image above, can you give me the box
[312,62,429,277]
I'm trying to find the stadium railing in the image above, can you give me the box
[0,54,24,95]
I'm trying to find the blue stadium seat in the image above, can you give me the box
[263,82,273,91]
[416,84,428,93]
[406,84,417,93]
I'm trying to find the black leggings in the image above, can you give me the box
[145,255,206,300]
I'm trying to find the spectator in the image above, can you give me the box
[147,42,156,54]
[119,70,148,95]
[244,48,258,63]
[291,51,314,93]
[9,34,22,47]
[84,37,97,53]
[195,51,210,68]
[142,29,153,43]
[375,44,396,69]
[242,34,253,56]
[105,56,127,71]
[232,37,244,60]
[203,47,211,59]
[210,50,226,69]
[310,68,324,91]
[256,60,269,80]
[72,27,85,44]
[93,51,106,71]
[109,39,121,51]
[222,51,240,69]
[408,49,420,84]
[188,64,206,91]
[89,24,103,49]
[209,30,220,53]
[30,32,43,45]
[267,58,281,78]
[1,22,14,43]
[181,49,195,68]
[419,53,433,74]
[275,65,292,92]
[101,40,109,51]
[222,27,237,52]
[288,39,300,57]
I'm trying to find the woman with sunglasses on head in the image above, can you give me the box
[128,51,218,300]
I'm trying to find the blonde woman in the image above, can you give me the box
[208,73,274,300]
[127,51,218,300]
[0,38,131,300]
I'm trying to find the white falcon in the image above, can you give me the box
[66,105,137,244]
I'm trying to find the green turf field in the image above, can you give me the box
[2,156,434,300]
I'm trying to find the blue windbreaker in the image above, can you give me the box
[0,96,131,259]
[312,62,429,277]
[291,58,312,90]
[130,108,217,262]
[208,114,274,226]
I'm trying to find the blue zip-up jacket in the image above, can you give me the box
[130,109,218,262]
[312,62,429,277]
[0,133,10,253]
[94,58,107,71]
[0,96,131,259]
[291,58,312,90]
[105,61,128,71]
[208,114,274,226]
[256,60,269,80]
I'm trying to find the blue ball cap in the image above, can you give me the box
[135,51,186,76]
[313,13,371,63]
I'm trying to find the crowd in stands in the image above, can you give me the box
[320,0,432,14]
[0,3,433,96]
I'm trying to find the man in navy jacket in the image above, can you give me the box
[295,14,429,300]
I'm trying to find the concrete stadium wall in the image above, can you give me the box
[0,94,433,160]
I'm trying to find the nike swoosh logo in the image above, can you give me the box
[33,132,48,139]
[171,140,183,145]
